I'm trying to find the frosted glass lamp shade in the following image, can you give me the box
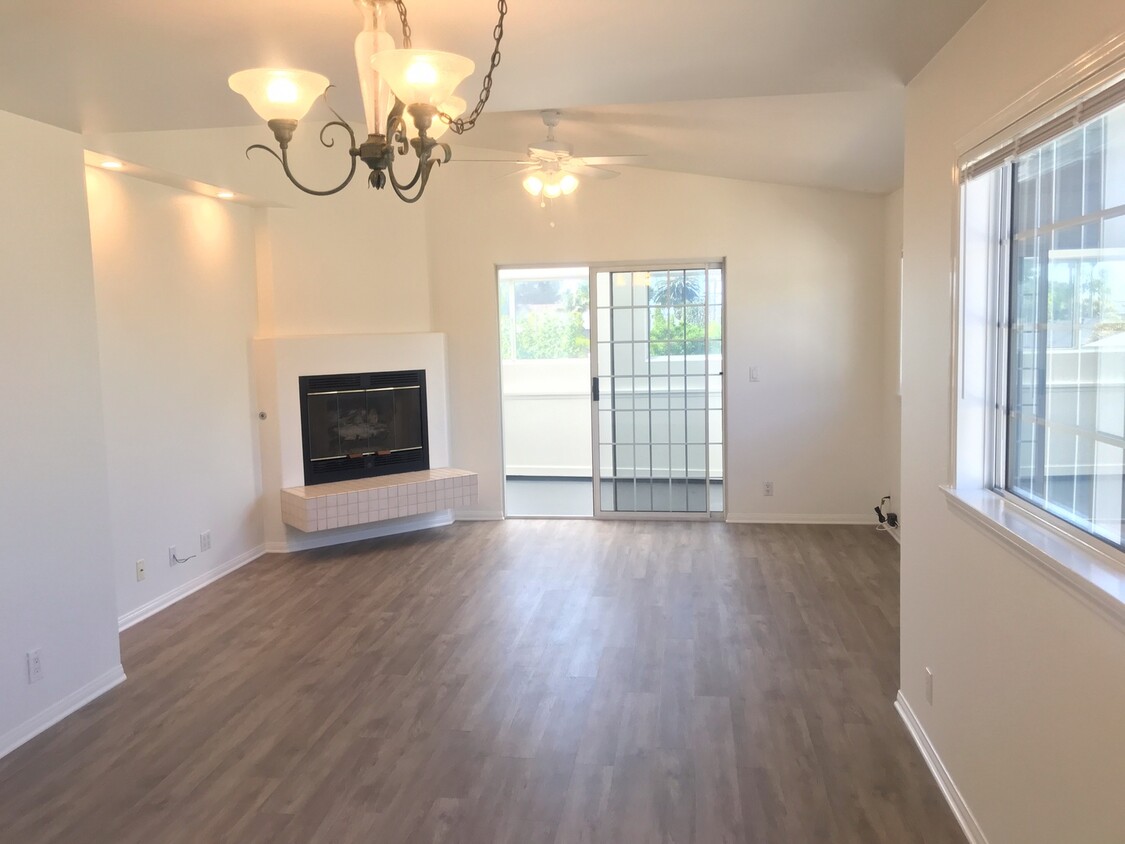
[559,173,579,195]
[228,68,330,122]
[370,49,474,107]
[406,96,466,141]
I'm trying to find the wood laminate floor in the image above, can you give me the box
[0,521,963,843]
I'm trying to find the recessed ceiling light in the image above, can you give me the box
[100,160,124,170]
[217,190,235,200]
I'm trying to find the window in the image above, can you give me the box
[497,267,590,361]
[961,77,1125,553]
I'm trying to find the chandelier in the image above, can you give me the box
[228,0,507,203]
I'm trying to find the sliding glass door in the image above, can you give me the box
[498,267,593,517]
[591,264,724,517]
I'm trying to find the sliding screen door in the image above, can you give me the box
[591,264,724,517]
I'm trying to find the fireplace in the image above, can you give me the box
[298,369,430,486]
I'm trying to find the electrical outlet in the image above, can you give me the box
[136,559,146,581]
[925,667,934,704]
[27,650,43,684]
[168,546,178,566]
[200,530,211,552]
[763,480,774,497]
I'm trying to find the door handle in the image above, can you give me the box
[591,376,600,402]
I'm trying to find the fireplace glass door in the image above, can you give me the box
[306,386,422,461]
[299,370,429,485]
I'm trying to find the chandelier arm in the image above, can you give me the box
[244,125,361,197]
[319,85,351,133]
[389,143,451,203]
[319,119,358,151]
[388,159,434,204]
[389,154,425,193]
[278,142,361,197]
[384,99,424,193]
[387,141,429,193]
[388,170,428,203]
[388,116,410,158]
[246,143,285,166]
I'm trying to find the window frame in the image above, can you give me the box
[947,33,1125,625]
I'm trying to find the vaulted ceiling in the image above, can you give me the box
[0,0,984,193]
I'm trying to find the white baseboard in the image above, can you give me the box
[454,510,504,521]
[895,691,988,844]
[267,511,456,553]
[726,512,878,525]
[118,544,267,631]
[0,664,126,761]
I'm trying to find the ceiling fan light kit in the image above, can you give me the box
[522,169,578,198]
[513,109,642,206]
[227,0,507,202]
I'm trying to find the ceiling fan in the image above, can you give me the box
[462,110,644,201]
[519,110,644,198]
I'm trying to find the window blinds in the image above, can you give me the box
[960,76,1125,182]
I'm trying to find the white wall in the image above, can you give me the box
[426,162,890,522]
[0,111,123,754]
[883,188,903,521]
[84,125,433,338]
[901,3,1125,842]
[85,168,264,626]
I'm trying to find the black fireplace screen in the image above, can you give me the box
[299,370,429,485]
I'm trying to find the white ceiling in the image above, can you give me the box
[0,0,984,193]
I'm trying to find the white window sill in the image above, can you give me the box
[941,486,1125,629]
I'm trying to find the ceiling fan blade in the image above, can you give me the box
[451,158,535,164]
[566,163,620,179]
[574,155,646,166]
[504,165,543,178]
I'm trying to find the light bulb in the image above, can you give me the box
[559,173,579,195]
[405,61,439,88]
[523,174,544,196]
[543,179,563,199]
[266,77,299,104]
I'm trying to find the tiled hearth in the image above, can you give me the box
[280,468,478,532]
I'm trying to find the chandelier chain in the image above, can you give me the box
[393,0,506,135]
[394,0,413,49]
